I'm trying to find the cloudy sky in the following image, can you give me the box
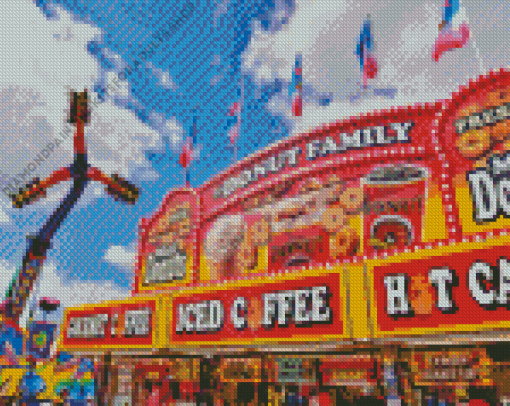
[0,0,509,325]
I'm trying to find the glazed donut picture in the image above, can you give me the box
[485,90,510,143]
[455,93,510,161]
[338,186,364,214]
[455,130,492,159]
[321,206,347,233]
[330,226,359,259]
[409,274,434,316]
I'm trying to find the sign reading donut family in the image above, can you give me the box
[437,69,510,234]
[368,235,510,337]
[169,271,345,344]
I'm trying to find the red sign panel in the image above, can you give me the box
[170,273,342,343]
[62,301,156,347]
[136,189,200,293]
[199,104,441,220]
[372,244,510,333]
[434,69,510,234]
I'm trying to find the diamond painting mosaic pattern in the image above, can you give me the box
[2,0,510,405]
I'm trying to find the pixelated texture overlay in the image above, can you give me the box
[1,0,510,405]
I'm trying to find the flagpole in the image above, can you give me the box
[190,106,197,187]
[234,77,244,165]
[182,105,198,188]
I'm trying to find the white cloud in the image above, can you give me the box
[85,101,161,181]
[148,111,186,152]
[103,242,137,270]
[242,0,509,133]
[146,62,179,91]
[0,201,10,223]
[0,0,170,199]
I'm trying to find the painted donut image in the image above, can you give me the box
[338,186,364,215]
[330,226,360,259]
[455,90,510,163]
[205,174,365,276]
[455,129,492,160]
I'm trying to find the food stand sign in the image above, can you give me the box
[168,270,345,345]
[61,298,162,348]
[368,233,510,337]
[435,69,510,234]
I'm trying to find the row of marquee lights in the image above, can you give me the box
[213,122,414,199]
[385,258,510,315]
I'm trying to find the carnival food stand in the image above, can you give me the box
[59,70,510,406]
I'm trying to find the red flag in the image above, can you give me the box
[433,23,470,61]
[292,95,302,117]
[228,102,240,116]
[179,138,193,169]
[365,55,378,79]
[291,53,303,117]
[228,122,240,144]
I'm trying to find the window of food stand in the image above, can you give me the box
[318,354,382,405]
[403,348,494,406]
[133,358,200,405]
[219,357,263,406]
[264,355,319,406]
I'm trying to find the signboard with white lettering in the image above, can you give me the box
[136,189,199,294]
[368,235,510,337]
[275,358,316,383]
[200,104,440,221]
[61,300,158,348]
[410,349,490,387]
[169,272,345,345]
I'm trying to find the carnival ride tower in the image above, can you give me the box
[2,90,140,327]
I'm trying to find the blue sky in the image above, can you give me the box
[1,0,510,323]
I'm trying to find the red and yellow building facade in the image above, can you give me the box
[59,70,510,406]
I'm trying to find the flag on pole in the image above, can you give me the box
[433,0,470,62]
[179,137,194,169]
[227,100,241,145]
[356,17,378,89]
[179,112,197,186]
[290,53,303,117]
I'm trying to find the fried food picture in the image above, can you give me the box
[455,103,492,160]
[455,90,510,161]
